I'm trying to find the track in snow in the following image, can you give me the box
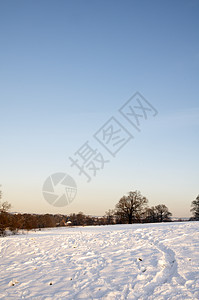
[0,222,199,299]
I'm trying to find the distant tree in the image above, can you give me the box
[146,205,172,222]
[0,201,11,213]
[144,207,157,223]
[105,209,115,225]
[190,195,199,220]
[0,188,12,236]
[69,212,86,226]
[115,190,148,224]
[22,214,36,231]
[76,212,86,226]
[42,214,56,228]
[85,215,95,226]
[7,213,20,234]
[154,204,172,222]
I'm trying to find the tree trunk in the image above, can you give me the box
[128,214,132,224]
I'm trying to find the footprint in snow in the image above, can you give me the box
[8,279,19,286]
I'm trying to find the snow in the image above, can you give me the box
[0,222,199,299]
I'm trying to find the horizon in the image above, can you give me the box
[7,209,193,221]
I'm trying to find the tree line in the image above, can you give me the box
[1,189,199,236]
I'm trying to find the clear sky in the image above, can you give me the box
[1,0,199,218]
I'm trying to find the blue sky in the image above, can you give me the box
[1,0,199,217]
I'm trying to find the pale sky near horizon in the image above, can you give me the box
[1,0,199,218]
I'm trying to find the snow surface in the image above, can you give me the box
[0,222,199,299]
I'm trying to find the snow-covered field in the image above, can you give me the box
[0,222,199,300]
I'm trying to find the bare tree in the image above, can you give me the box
[144,207,157,223]
[146,205,172,222]
[191,195,199,220]
[0,201,11,213]
[0,187,12,236]
[154,204,172,222]
[115,190,148,224]
[105,209,115,224]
